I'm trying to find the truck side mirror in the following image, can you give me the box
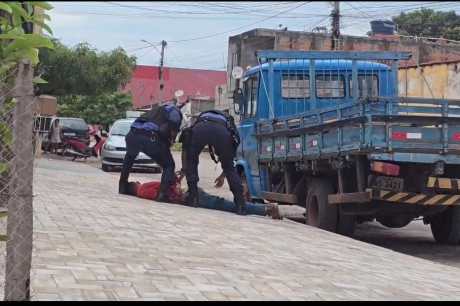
[233,88,244,115]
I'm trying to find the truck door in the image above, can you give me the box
[238,73,261,195]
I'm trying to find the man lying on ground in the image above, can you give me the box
[123,176,282,219]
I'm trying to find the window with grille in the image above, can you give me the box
[349,75,379,98]
[316,74,345,98]
[281,74,310,99]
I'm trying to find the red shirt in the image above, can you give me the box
[136,179,184,204]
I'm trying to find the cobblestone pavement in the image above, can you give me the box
[101,152,460,270]
[7,157,458,300]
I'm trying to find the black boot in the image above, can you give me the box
[185,187,199,207]
[235,197,247,216]
[119,180,129,195]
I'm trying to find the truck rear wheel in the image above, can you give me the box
[430,206,460,245]
[305,178,338,232]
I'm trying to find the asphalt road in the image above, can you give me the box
[42,152,460,269]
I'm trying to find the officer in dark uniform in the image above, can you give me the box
[119,103,183,202]
[179,110,246,215]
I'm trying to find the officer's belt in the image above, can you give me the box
[131,127,157,136]
[196,117,227,127]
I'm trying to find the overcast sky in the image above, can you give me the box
[48,1,460,70]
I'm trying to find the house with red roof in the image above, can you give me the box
[122,65,227,110]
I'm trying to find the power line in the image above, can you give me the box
[52,9,336,20]
[343,2,373,19]
[168,2,312,43]
[106,1,304,16]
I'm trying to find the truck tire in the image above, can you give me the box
[337,213,355,236]
[430,206,460,245]
[305,178,338,232]
[101,164,112,172]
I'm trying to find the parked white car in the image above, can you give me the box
[100,118,161,172]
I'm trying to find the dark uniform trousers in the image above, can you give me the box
[185,121,245,206]
[120,128,175,191]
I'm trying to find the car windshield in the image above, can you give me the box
[110,121,133,136]
[60,118,88,130]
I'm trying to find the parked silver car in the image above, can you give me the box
[101,118,161,172]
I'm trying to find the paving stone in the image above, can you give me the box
[0,157,459,301]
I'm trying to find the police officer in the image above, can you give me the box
[179,110,246,215]
[119,103,183,202]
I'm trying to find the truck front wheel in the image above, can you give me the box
[305,178,338,232]
[430,206,460,245]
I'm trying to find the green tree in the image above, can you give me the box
[36,41,136,96]
[393,8,460,40]
[36,40,137,125]
[58,93,133,128]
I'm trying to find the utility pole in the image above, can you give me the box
[159,40,167,105]
[331,1,340,50]
[141,39,167,107]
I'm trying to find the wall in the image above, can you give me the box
[33,95,57,116]
[214,84,228,111]
[399,62,460,99]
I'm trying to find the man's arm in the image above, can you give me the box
[214,171,225,188]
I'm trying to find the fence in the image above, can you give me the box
[0,61,36,300]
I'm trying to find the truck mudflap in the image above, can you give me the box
[329,189,460,206]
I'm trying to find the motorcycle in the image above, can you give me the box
[62,132,106,161]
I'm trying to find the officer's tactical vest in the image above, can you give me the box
[135,104,183,142]
[179,110,240,164]
[196,110,240,148]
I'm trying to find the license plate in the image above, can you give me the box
[64,132,76,136]
[370,175,404,192]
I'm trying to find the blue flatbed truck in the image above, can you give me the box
[231,50,460,244]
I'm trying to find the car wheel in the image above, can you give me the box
[102,164,112,172]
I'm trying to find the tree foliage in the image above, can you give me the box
[36,41,136,96]
[393,8,460,40]
[0,2,54,88]
[36,40,137,125]
[0,1,53,173]
[57,93,133,128]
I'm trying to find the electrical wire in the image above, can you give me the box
[168,2,311,43]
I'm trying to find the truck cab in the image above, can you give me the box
[232,51,460,245]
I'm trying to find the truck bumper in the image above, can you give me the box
[329,188,460,206]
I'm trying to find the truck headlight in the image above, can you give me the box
[104,144,116,151]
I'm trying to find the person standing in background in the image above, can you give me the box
[49,118,62,154]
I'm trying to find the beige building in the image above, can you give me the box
[399,60,460,99]
[214,84,228,112]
